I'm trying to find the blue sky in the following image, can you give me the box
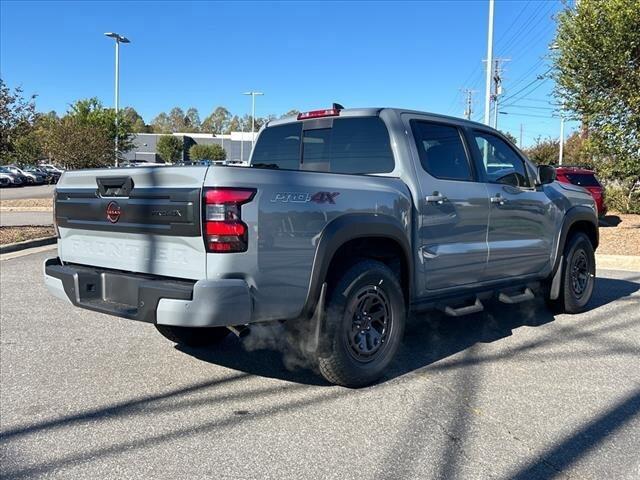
[0,0,571,146]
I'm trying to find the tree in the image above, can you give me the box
[66,97,134,153]
[189,143,226,161]
[553,0,640,186]
[169,107,187,132]
[122,107,147,132]
[281,109,300,118]
[524,137,560,165]
[201,106,231,134]
[151,112,171,133]
[184,107,201,132]
[500,131,518,145]
[226,115,241,134]
[0,79,37,163]
[157,135,183,163]
[40,116,113,168]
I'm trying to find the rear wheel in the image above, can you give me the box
[155,325,229,347]
[548,232,595,314]
[318,260,406,388]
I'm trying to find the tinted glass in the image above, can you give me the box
[411,121,472,181]
[565,173,600,187]
[251,122,302,170]
[301,128,331,172]
[473,131,530,187]
[329,117,394,174]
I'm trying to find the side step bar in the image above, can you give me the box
[442,298,484,317]
[498,287,534,304]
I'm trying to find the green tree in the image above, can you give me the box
[40,116,113,168]
[524,137,560,165]
[553,0,640,186]
[184,107,201,132]
[280,109,300,118]
[501,131,518,145]
[157,135,183,163]
[151,112,171,133]
[0,79,37,163]
[201,106,231,134]
[189,143,226,161]
[122,107,147,132]
[169,107,187,132]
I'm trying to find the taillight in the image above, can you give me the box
[203,188,255,253]
[53,190,60,238]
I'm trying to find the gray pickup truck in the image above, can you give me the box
[44,106,598,387]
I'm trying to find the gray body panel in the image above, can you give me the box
[46,107,597,327]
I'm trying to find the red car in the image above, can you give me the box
[555,166,607,216]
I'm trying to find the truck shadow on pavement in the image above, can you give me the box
[180,276,639,386]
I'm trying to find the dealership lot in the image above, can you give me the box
[1,249,639,479]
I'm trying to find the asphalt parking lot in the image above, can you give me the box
[1,249,639,479]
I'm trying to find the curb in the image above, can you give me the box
[596,254,640,272]
[0,236,57,254]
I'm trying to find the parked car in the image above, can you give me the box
[39,163,65,174]
[0,167,24,187]
[555,166,607,216]
[4,165,45,185]
[24,166,54,184]
[44,106,599,387]
[1,166,31,185]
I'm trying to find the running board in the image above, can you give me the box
[498,287,535,304]
[442,298,484,317]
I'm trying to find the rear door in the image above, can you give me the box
[55,166,208,280]
[467,129,554,279]
[402,115,490,292]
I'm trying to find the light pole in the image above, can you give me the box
[105,32,130,167]
[243,91,263,151]
[483,0,495,126]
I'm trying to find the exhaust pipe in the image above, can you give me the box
[227,325,250,338]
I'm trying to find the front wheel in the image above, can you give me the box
[548,232,596,314]
[155,325,229,347]
[318,260,406,388]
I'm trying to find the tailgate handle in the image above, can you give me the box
[97,176,134,197]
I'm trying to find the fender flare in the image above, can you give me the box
[300,213,412,319]
[551,205,599,277]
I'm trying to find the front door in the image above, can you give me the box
[467,129,555,280]
[403,115,490,293]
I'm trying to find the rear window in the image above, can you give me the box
[251,122,302,170]
[565,173,601,187]
[252,117,395,174]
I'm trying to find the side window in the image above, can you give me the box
[251,122,302,170]
[410,121,473,181]
[301,117,395,174]
[473,131,531,187]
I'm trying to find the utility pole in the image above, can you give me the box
[483,0,495,126]
[519,123,523,146]
[491,58,510,129]
[463,89,476,120]
[104,32,130,167]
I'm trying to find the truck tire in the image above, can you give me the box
[549,232,595,314]
[318,260,406,388]
[155,325,229,347]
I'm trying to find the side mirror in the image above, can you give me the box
[537,164,556,185]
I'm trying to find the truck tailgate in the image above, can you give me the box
[55,166,208,280]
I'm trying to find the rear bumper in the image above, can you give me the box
[43,257,252,327]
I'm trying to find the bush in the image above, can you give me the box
[605,182,640,214]
[157,135,183,163]
[189,143,226,161]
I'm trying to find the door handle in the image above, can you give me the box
[425,193,447,205]
[490,194,506,206]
